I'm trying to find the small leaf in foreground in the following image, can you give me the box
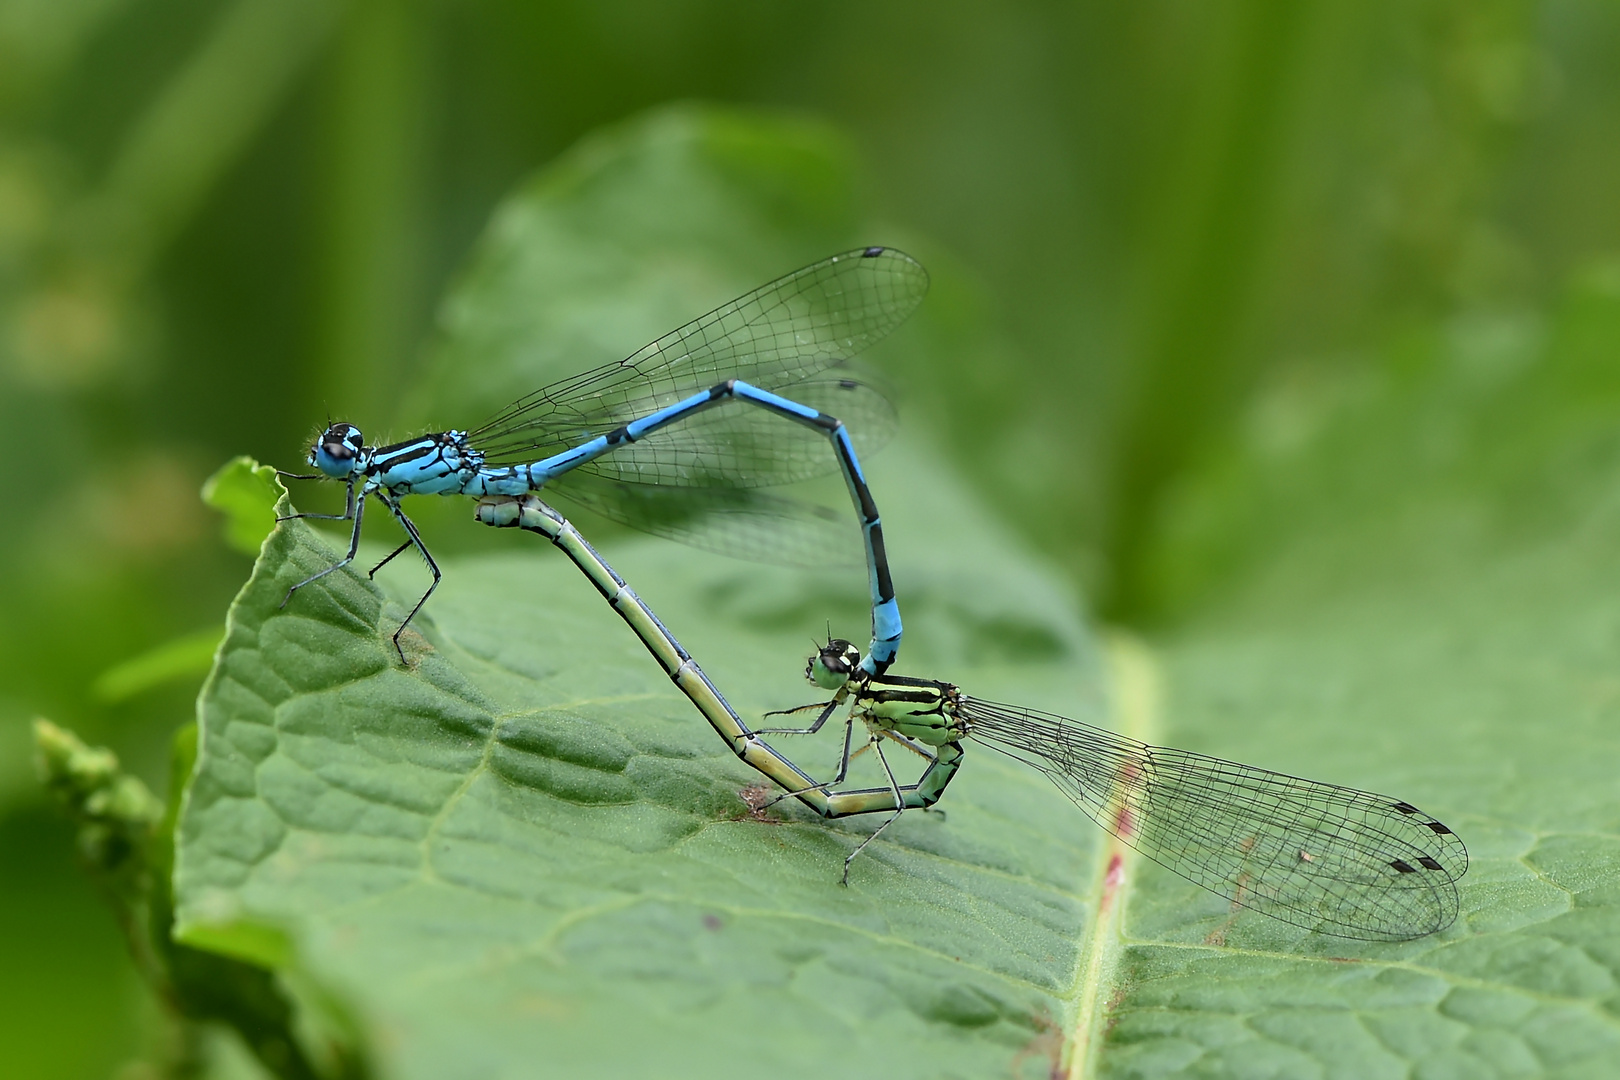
[205,456,284,557]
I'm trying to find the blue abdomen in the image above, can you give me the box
[464,467,535,496]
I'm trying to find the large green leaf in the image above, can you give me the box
[176,439,1106,1079]
[1100,288,1620,1074]
[174,105,1620,1079]
[175,107,1112,1079]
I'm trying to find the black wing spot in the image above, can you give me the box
[862,247,885,257]
[1426,821,1453,834]
[1390,859,1417,874]
[839,379,858,390]
[1392,801,1419,814]
[1417,856,1444,871]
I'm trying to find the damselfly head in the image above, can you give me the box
[309,423,365,477]
[807,638,861,690]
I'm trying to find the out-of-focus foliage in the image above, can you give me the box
[5,0,1620,1077]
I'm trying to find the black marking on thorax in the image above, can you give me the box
[868,673,952,692]
[857,674,965,731]
[370,431,480,480]
[868,687,948,707]
[372,434,447,467]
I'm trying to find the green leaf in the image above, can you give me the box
[176,438,1106,1078]
[176,106,1110,1079]
[205,456,285,557]
[1095,280,1620,1074]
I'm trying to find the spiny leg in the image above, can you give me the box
[277,476,357,523]
[843,738,909,885]
[757,710,948,819]
[758,712,861,812]
[880,730,949,817]
[280,488,367,607]
[378,495,441,664]
[756,695,846,736]
[879,729,939,762]
[369,540,412,578]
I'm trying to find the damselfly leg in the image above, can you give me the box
[374,494,441,663]
[279,485,366,610]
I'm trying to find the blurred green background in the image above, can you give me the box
[4,0,1620,1075]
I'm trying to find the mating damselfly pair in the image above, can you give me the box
[280,248,1466,941]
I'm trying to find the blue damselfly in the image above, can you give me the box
[281,248,927,669]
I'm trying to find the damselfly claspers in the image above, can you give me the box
[756,639,1468,942]
[279,248,926,669]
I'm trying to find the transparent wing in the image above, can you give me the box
[964,698,1467,940]
[572,368,898,488]
[470,247,927,469]
[548,473,864,569]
